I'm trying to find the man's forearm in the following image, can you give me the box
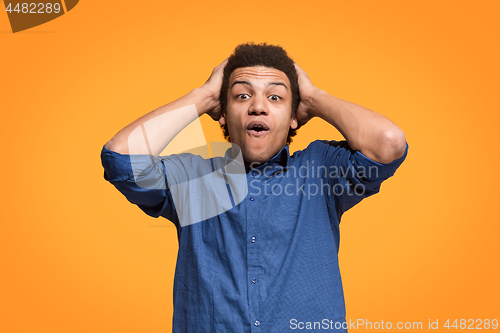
[104,87,216,157]
[309,89,407,164]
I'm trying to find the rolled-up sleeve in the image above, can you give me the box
[321,140,409,218]
[100,145,179,224]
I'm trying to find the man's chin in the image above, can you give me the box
[242,145,282,167]
[237,137,284,167]
[242,151,269,167]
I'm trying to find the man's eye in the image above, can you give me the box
[237,94,250,100]
[269,95,281,101]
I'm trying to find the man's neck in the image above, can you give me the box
[244,159,261,172]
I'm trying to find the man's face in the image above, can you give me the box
[219,66,298,166]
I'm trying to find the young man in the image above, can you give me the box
[101,43,408,332]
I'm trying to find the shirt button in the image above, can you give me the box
[251,171,258,178]
[254,320,260,327]
[249,197,255,201]
[251,236,256,243]
[252,277,258,284]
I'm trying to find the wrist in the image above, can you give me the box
[305,87,323,117]
[191,87,219,116]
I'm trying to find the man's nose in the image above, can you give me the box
[248,94,268,115]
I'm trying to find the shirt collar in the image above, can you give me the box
[218,144,291,178]
[246,145,291,178]
[260,145,290,168]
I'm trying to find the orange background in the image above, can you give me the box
[1,1,499,332]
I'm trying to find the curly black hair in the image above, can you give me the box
[219,42,300,145]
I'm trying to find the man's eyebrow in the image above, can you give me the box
[268,82,288,90]
[231,80,288,90]
[231,80,251,88]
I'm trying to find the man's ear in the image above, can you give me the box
[219,113,226,126]
[290,116,298,130]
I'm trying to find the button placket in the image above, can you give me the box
[246,172,262,331]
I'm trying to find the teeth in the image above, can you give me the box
[248,123,268,131]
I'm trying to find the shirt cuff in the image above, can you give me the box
[352,141,409,182]
[100,144,154,182]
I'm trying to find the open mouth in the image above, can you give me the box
[247,121,269,136]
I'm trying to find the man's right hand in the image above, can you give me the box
[200,58,228,121]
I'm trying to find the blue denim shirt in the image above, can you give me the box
[101,139,408,332]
